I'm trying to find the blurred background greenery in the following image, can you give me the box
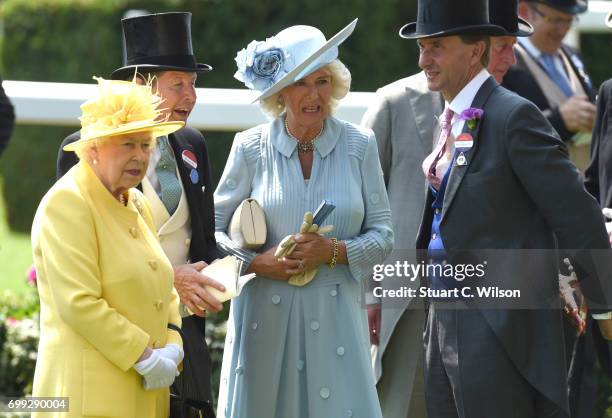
[0,0,611,413]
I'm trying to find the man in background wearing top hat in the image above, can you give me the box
[57,12,223,414]
[360,2,531,417]
[402,0,612,416]
[503,0,595,169]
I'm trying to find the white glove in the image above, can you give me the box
[157,343,184,366]
[133,349,179,390]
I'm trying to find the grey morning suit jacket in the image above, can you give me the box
[361,71,442,418]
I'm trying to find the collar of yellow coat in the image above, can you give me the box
[73,161,143,222]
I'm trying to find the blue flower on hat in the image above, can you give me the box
[234,37,289,92]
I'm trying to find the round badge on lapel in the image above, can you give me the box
[182,150,198,169]
[455,133,474,150]
[190,169,199,184]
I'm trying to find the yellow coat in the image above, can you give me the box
[31,162,181,418]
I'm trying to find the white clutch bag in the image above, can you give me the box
[203,256,256,303]
[229,198,267,250]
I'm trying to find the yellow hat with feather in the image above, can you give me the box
[63,76,184,151]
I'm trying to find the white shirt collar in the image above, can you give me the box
[447,68,490,117]
[445,69,490,138]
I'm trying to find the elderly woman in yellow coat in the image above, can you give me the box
[31,77,185,418]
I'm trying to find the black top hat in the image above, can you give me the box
[490,0,533,36]
[530,0,588,14]
[111,12,212,80]
[400,0,506,39]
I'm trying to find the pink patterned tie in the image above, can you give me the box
[423,107,454,189]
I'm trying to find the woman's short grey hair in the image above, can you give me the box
[259,59,352,118]
[72,133,155,162]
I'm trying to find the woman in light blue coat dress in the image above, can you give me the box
[214,19,393,418]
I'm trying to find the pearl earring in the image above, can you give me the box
[93,159,98,165]
[277,96,284,110]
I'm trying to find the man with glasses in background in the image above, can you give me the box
[503,1,595,149]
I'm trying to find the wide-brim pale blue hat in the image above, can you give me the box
[234,18,357,102]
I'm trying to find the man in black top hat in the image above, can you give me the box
[503,0,596,146]
[361,2,532,417]
[56,12,223,415]
[400,0,612,416]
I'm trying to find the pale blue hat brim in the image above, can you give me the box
[254,18,358,103]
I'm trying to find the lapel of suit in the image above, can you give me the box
[441,77,498,221]
[408,87,444,152]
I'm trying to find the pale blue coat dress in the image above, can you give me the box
[214,116,393,418]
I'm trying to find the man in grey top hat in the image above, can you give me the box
[400,0,612,416]
[57,12,223,415]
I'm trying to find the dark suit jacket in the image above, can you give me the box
[0,77,15,156]
[502,44,595,142]
[57,126,218,404]
[416,77,611,412]
[583,77,612,377]
[586,79,612,208]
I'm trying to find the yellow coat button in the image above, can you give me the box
[149,260,158,271]
[129,227,138,238]
[153,340,162,349]
[185,238,191,246]
[154,300,164,311]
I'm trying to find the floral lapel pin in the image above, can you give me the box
[458,108,484,130]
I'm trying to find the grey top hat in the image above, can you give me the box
[111,12,212,80]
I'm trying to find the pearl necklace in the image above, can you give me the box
[285,118,324,153]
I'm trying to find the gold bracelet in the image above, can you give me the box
[329,237,339,269]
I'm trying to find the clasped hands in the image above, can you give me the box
[134,344,184,390]
[275,211,334,286]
